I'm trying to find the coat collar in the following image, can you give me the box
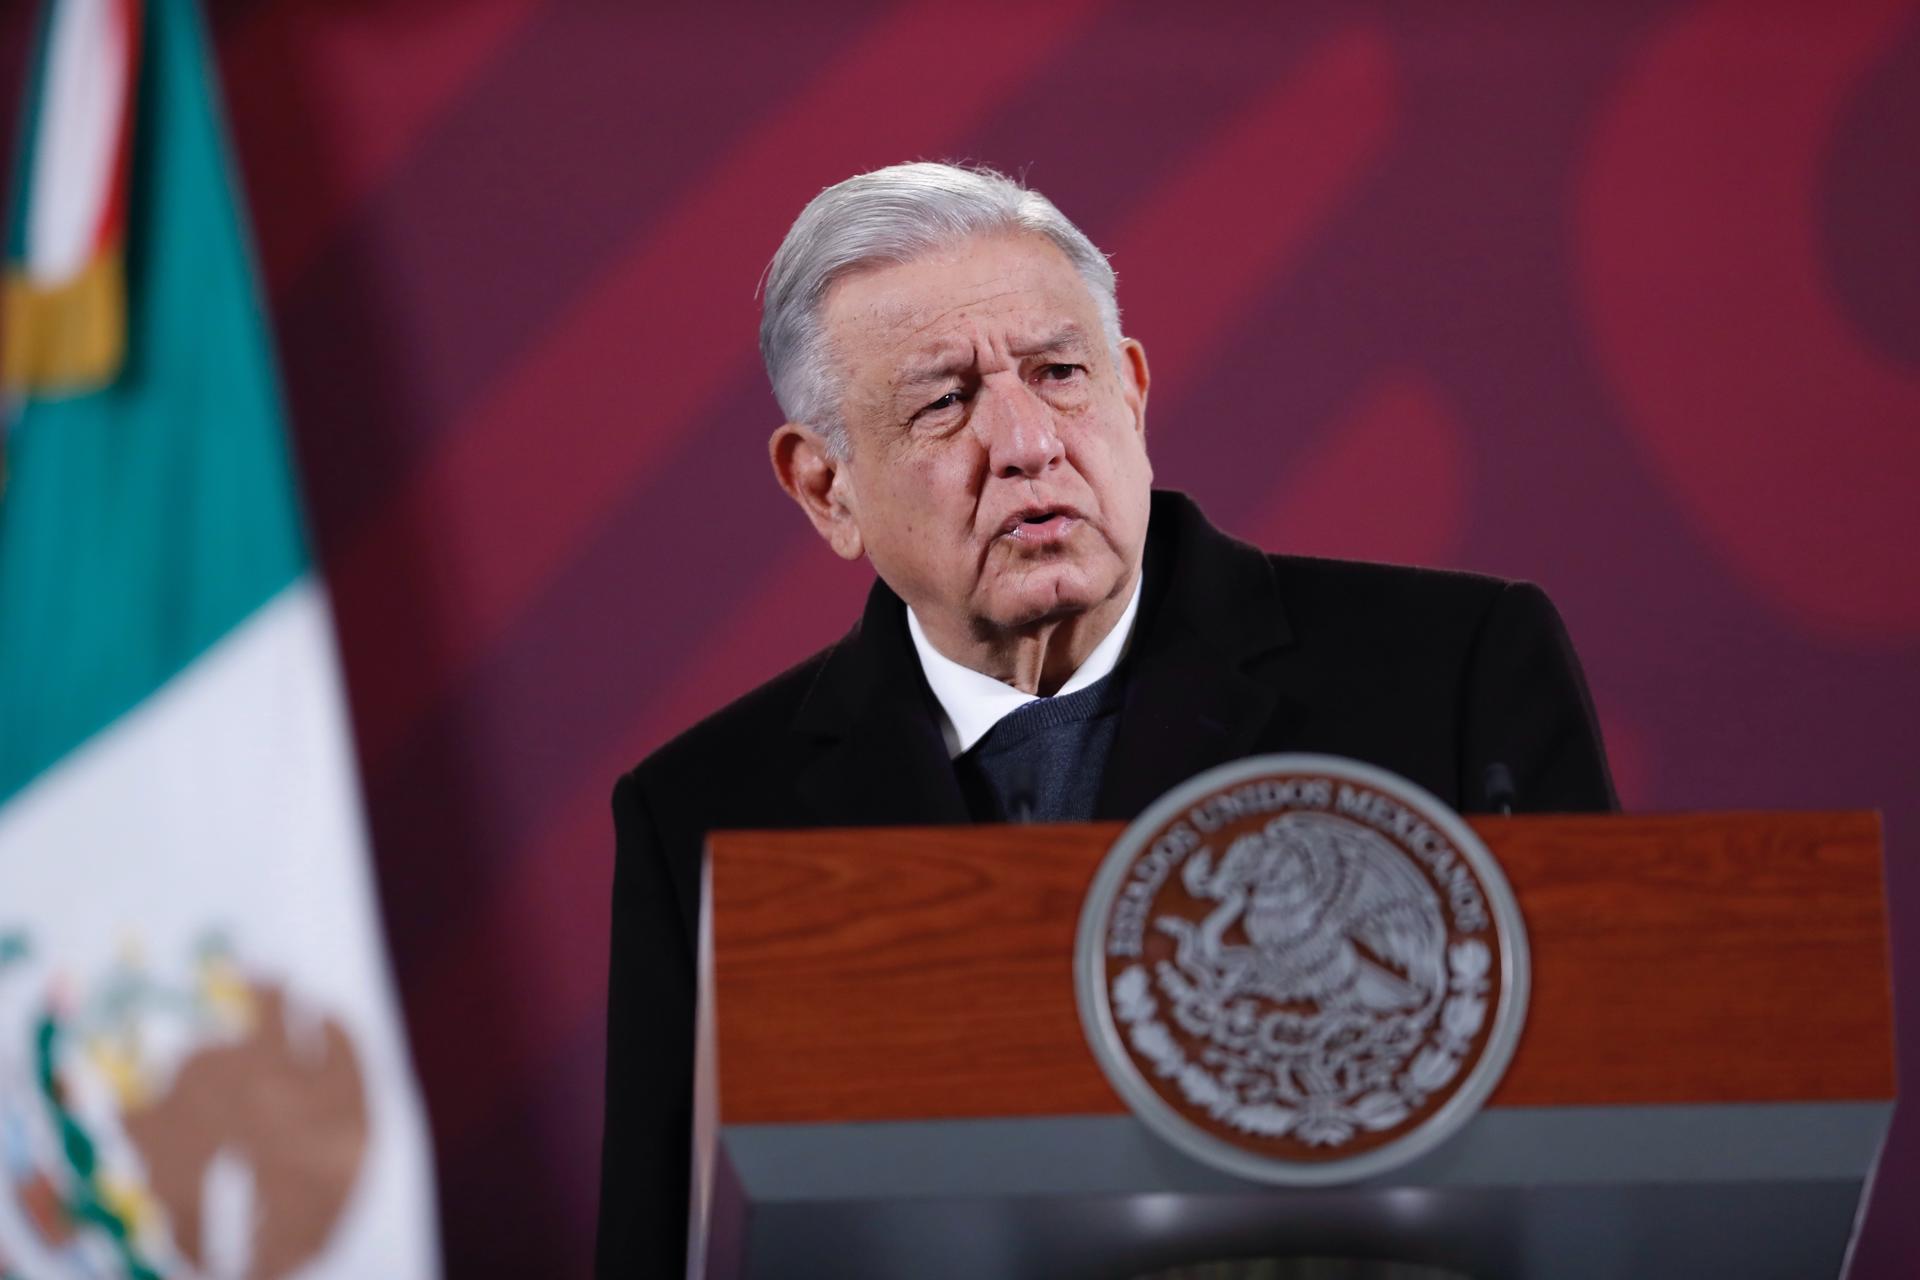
[786,490,1294,825]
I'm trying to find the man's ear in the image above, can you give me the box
[770,423,864,560]
[1118,337,1151,438]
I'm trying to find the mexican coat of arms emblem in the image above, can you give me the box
[1076,754,1529,1183]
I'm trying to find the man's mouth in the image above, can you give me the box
[1001,506,1080,541]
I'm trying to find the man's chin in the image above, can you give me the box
[976,571,1116,632]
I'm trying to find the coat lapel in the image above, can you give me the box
[789,580,970,826]
[1096,492,1296,819]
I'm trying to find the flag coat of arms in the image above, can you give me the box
[0,0,440,1276]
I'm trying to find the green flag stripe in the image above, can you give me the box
[0,0,309,806]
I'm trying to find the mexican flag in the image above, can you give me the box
[0,1,440,1276]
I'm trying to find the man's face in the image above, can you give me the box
[813,233,1152,643]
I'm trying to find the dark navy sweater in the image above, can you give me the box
[951,669,1127,822]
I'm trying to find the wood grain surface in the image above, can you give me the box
[707,813,1894,1125]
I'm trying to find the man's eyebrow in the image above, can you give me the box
[894,350,974,389]
[1009,323,1093,358]
[892,323,1095,391]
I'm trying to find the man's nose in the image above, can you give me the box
[977,381,1064,479]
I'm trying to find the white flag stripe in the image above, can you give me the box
[0,580,439,1277]
[25,0,130,285]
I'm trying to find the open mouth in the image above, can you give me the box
[1001,507,1079,540]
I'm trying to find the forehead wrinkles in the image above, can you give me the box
[856,280,1032,365]
[821,236,1102,417]
[832,242,1073,336]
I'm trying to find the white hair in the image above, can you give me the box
[759,161,1122,456]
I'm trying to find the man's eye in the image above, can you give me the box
[1039,363,1084,382]
[915,390,965,419]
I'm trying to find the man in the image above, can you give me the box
[596,162,1613,1276]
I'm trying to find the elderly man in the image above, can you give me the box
[596,162,1613,1275]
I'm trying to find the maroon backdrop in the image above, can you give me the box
[6,0,1917,1274]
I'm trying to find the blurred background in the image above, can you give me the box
[4,0,1913,1274]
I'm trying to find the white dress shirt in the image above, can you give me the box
[906,575,1145,759]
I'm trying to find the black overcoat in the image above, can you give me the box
[595,489,1615,1276]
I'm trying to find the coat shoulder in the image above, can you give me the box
[1264,553,1516,638]
[621,635,844,800]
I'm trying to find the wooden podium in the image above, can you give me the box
[690,814,1894,1279]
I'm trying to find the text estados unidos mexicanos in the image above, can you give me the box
[1106,778,1489,957]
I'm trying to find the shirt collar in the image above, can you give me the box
[907,574,1144,759]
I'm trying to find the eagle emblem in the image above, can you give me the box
[1165,812,1447,1016]
[1077,755,1528,1184]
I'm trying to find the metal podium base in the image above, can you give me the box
[703,1101,1889,1280]
[1130,1262,1475,1280]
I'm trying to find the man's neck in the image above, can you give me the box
[917,570,1141,696]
